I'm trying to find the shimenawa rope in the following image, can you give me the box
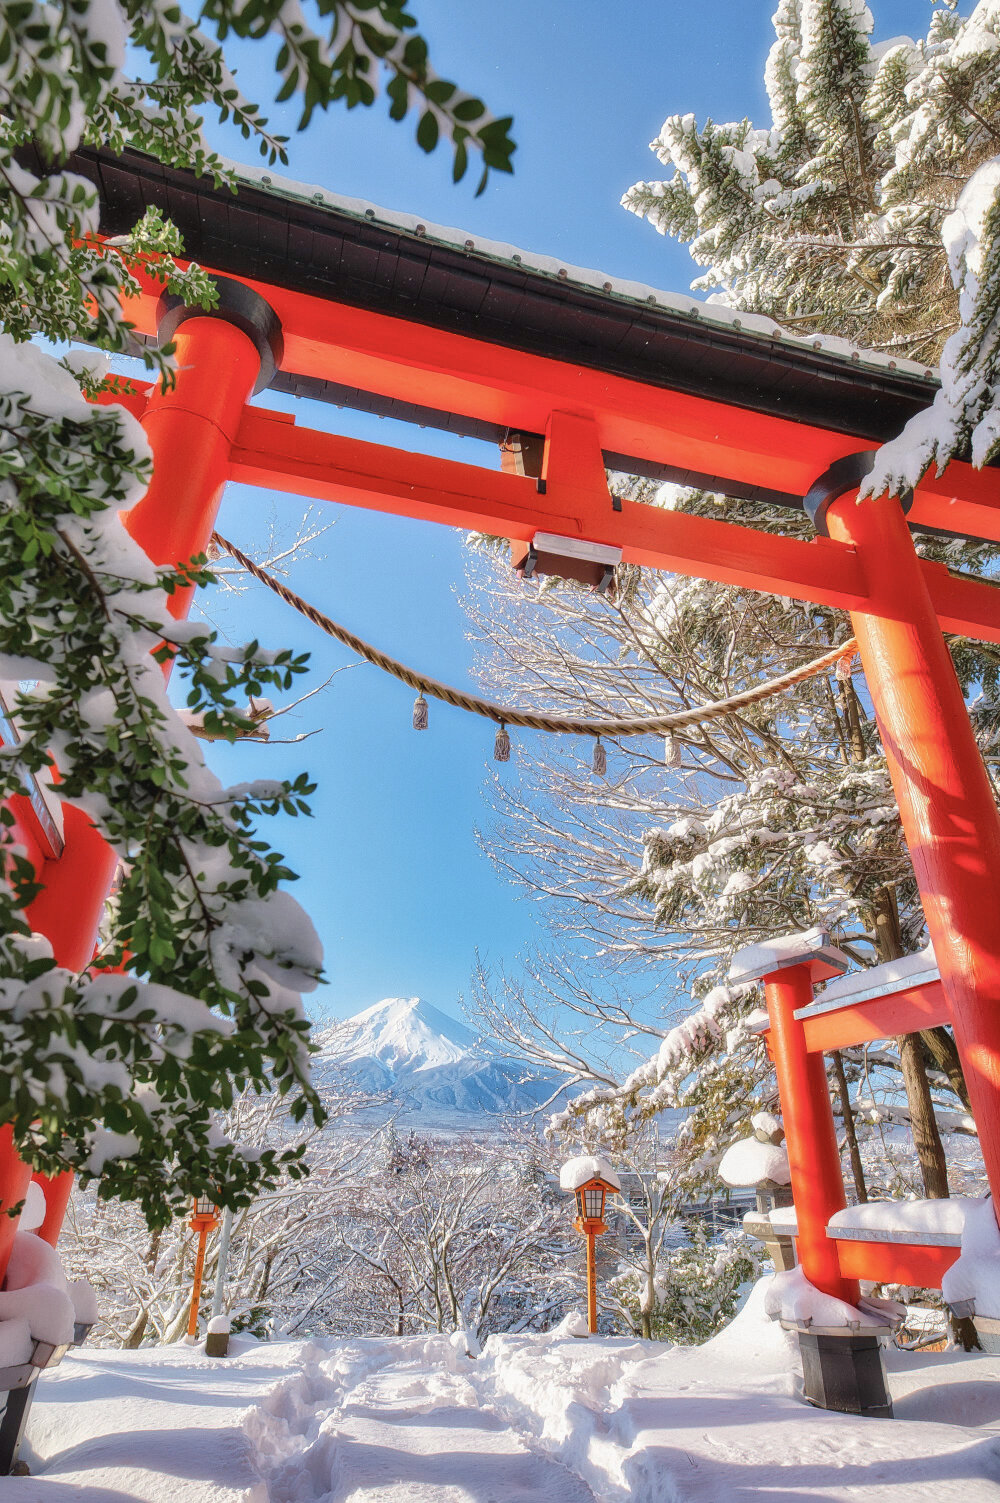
[210,531,856,746]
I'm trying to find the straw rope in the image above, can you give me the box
[210,531,856,739]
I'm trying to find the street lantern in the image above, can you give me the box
[559,1157,621,1334]
[191,1194,217,1225]
[187,1195,219,1342]
[575,1181,609,1225]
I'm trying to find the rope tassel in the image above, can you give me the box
[413,693,429,730]
[494,723,511,762]
[835,651,856,683]
[664,733,681,768]
[592,738,607,776]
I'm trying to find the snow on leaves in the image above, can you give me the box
[0,341,324,1222]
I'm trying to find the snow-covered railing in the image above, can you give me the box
[732,930,951,1054]
[826,1199,969,1248]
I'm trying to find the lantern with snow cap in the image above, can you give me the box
[559,1156,621,1334]
[187,1195,219,1342]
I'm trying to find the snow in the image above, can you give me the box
[334,996,474,1073]
[768,1204,799,1234]
[829,1198,972,1240]
[558,1155,621,1192]
[943,1194,1000,1317]
[553,1310,590,1337]
[15,1286,1000,1500]
[729,925,849,985]
[751,1110,781,1139]
[719,1135,791,1187]
[69,1280,99,1326]
[0,1320,32,1370]
[0,1283,74,1347]
[317,997,566,1122]
[19,1182,45,1234]
[207,1316,231,1336]
[0,1231,77,1347]
[816,942,938,1007]
[764,1266,887,1329]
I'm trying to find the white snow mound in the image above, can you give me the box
[719,1136,790,1188]
[764,1266,885,1328]
[943,1195,1000,1316]
[558,1155,621,1192]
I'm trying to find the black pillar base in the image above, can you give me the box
[0,1380,37,1474]
[797,1329,893,1418]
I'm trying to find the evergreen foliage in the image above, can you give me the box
[609,1225,760,1345]
[0,0,514,1223]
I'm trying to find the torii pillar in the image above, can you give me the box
[811,462,1000,1215]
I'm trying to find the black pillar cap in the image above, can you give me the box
[804,450,913,537]
[156,276,283,394]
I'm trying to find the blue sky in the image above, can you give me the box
[194,0,927,1023]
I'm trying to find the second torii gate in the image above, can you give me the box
[13,148,1000,1308]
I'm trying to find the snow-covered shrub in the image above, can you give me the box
[610,1226,760,1345]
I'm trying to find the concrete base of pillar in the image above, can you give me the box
[205,1330,230,1358]
[0,1379,38,1474]
[796,1328,893,1418]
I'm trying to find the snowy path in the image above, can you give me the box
[250,1344,595,1503]
[5,1283,1000,1501]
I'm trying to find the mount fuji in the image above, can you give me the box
[315,997,566,1124]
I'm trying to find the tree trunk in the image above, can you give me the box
[122,1308,150,1349]
[830,1049,867,1202]
[920,1025,971,1111]
[872,886,950,1198]
[896,1030,950,1198]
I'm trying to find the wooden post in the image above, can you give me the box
[764,963,859,1305]
[827,490,1000,1221]
[187,1221,211,1341]
[586,1231,597,1334]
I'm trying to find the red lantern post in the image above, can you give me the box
[560,1159,620,1334]
[187,1196,219,1342]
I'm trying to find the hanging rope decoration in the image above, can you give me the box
[210,533,857,769]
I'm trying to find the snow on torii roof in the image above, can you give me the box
[51,144,943,509]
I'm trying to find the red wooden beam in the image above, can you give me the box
[122,268,1000,541]
[230,405,1000,641]
[230,404,869,610]
[832,1236,959,1288]
[798,977,951,1053]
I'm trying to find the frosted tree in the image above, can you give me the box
[465,529,977,1203]
[624,0,1000,485]
[339,1132,575,1343]
[469,6,1000,1204]
[0,1,514,1222]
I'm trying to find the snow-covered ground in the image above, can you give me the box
[6,1280,1000,1501]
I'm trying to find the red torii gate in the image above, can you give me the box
[7,153,1000,1330]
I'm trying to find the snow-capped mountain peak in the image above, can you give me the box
[337,996,475,1075]
[315,996,565,1124]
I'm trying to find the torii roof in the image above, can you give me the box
[48,145,945,511]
